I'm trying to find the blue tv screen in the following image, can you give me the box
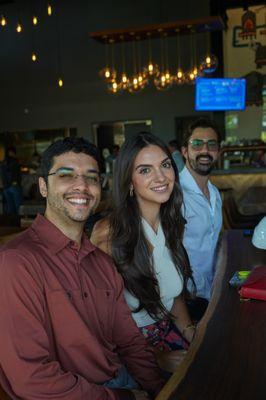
[195,78,246,111]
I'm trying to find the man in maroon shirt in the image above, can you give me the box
[0,138,165,400]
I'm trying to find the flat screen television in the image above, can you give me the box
[195,78,246,111]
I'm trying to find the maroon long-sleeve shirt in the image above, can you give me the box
[0,214,164,400]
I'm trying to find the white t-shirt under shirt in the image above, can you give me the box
[124,218,183,328]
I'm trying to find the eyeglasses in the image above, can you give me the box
[47,169,102,186]
[188,139,219,151]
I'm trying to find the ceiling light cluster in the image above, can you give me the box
[91,17,223,94]
[99,35,218,94]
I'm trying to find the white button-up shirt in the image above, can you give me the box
[179,166,222,300]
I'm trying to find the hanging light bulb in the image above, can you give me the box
[154,71,173,90]
[184,64,199,85]
[138,74,143,85]
[127,75,139,93]
[185,65,201,84]
[99,67,117,83]
[128,74,145,93]
[199,31,218,74]
[127,39,143,94]
[120,73,129,90]
[1,15,7,27]
[31,52,37,62]
[135,38,148,90]
[104,68,111,79]
[100,38,117,84]
[154,73,166,89]
[145,62,159,76]
[184,32,199,84]
[185,69,197,84]
[199,54,218,74]
[118,39,129,91]
[58,78,63,87]
[121,73,128,84]
[193,66,199,77]
[107,80,120,94]
[33,16,38,26]
[174,32,185,85]
[102,39,118,87]
[136,73,147,91]
[16,22,22,33]
[175,68,185,85]
[143,34,160,78]
[47,3,52,16]
[154,34,173,91]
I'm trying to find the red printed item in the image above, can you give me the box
[239,265,266,301]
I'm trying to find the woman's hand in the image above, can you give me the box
[181,324,196,344]
[156,349,187,373]
[171,296,196,344]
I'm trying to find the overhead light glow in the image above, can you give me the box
[16,22,22,33]
[1,15,7,27]
[47,4,52,16]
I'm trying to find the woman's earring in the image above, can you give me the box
[129,186,134,197]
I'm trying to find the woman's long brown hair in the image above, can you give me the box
[110,132,194,320]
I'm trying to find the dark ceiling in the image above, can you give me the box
[0,0,264,109]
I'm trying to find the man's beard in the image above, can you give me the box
[188,154,215,176]
[46,191,99,223]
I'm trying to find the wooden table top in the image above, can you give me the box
[156,230,266,400]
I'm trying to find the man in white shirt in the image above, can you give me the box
[179,118,222,320]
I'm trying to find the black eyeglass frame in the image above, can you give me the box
[47,170,103,186]
[188,138,219,151]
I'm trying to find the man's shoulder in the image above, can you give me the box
[1,226,37,252]
[0,227,42,269]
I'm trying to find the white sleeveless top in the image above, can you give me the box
[124,218,183,327]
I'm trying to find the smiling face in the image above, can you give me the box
[131,144,175,217]
[39,151,101,229]
[182,127,219,176]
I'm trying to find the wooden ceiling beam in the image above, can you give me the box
[90,16,225,44]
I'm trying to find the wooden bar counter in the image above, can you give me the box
[156,230,266,400]
[210,168,266,203]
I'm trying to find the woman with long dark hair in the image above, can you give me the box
[91,132,195,372]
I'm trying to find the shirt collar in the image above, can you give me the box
[31,214,96,256]
[180,166,202,194]
[180,166,215,196]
